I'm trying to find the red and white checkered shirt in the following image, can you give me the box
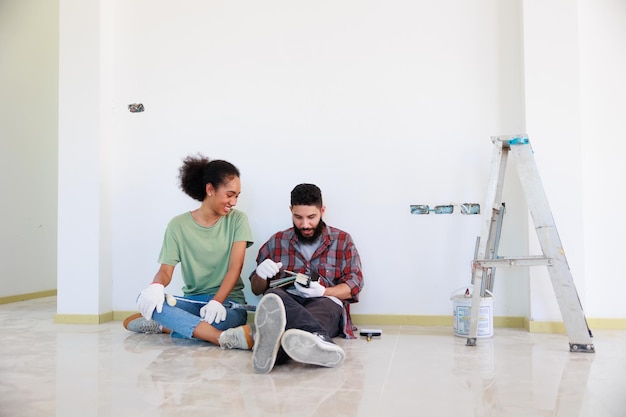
[252,223,364,338]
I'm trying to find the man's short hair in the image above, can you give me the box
[290,183,323,208]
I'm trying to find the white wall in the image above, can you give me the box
[10,0,624,323]
[579,0,626,317]
[108,0,528,317]
[0,0,58,297]
[523,0,586,321]
[523,0,626,321]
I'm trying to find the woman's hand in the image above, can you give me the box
[200,300,227,325]
[136,283,165,320]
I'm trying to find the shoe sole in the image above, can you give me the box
[252,293,286,373]
[281,329,345,367]
[242,324,254,350]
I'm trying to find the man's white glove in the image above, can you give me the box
[255,259,283,280]
[293,281,326,298]
[201,300,227,325]
[137,283,165,321]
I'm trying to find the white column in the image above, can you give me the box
[57,0,113,321]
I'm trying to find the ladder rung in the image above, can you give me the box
[474,256,552,268]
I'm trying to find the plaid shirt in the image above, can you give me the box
[253,224,364,338]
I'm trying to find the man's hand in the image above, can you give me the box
[255,259,283,280]
[136,283,165,321]
[200,300,227,325]
[293,281,325,298]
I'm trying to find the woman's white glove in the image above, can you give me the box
[137,283,165,320]
[201,300,227,325]
[255,259,283,280]
[293,281,326,298]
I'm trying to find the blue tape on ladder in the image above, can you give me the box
[507,137,529,145]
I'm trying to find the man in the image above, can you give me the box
[249,183,364,373]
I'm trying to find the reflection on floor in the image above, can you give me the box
[1,297,625,417]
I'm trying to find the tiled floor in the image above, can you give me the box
[1,297,625,417]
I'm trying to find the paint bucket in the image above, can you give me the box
[451,288,494,338]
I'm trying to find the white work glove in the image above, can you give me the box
[255,259,283,280]
[293,281,326,298]
[137,283,165,321]
[200,300,227,325]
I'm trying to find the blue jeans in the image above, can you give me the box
[150,294,248,340]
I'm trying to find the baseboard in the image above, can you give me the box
[587,318,626,329]
[351,314,526,328]
[115,311,139,321]
[0,290,57,305]
[4,292,626,332]
[58,313,626,332]
[352,314,626,332]
[526,317,626,333]
[54,311,114,324]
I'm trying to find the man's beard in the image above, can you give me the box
[294,220,325,244]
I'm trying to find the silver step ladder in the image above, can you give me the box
[467,135,594,353]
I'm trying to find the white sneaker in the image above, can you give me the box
[123,313,163,334]
[281,329,345,367]
[252,293,286,374]
[218,324,254,350]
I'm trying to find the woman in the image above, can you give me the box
[123,154,254,350]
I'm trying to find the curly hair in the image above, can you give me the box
[290,183,323,207]
[178,154,240,202]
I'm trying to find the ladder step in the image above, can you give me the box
[474,256,553,268]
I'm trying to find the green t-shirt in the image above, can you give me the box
[158,209,253,302]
